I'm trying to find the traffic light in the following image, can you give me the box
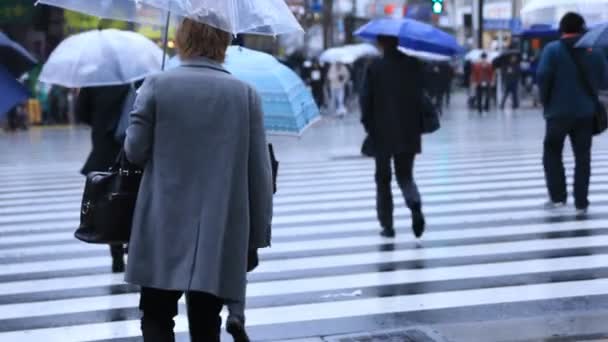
[432,0,444,14]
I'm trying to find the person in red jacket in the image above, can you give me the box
[471,52,495,113]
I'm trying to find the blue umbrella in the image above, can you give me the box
[0,65,29,119]
[170,47,320,135]
[577,23,608,48]
[354,18,463,56]
[0,32,37,77]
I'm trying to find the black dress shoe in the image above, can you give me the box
[380,227,396,238]
[226,316,250,342]
[112,258,125,273]
[412,210,426,239]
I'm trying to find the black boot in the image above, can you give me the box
[409,203,426,239]
[226,315,250,342]
[380,226,396,238]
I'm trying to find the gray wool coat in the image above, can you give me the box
[124,58,273,303]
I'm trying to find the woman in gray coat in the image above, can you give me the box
[124,18,273,342]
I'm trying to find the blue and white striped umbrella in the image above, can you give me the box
[170,46,320,135]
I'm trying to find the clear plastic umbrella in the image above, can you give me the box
[37,0,303,36]
[39,29,163,87]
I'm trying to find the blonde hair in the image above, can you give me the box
[176,18,232,62]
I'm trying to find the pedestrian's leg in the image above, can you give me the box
[543,119,569,204]
[139,287,181,342]
[338,88,346,115]
[476,86,483,113]
[484,86,491,111]
[227,300,250,342]
[186,291,224,342]
[394,153,425,238]
[375,155,394,235]
[110,244,125,273]
[570,118,594,211]
[513,84,520,109]
[500,87,509,109]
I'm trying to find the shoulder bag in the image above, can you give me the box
[75,151,143,245]
[562,42,608,135]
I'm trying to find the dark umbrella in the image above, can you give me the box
[492,50,521,68]
[0,65,29,119]
[0,32,38,77]
[577,23,608,48]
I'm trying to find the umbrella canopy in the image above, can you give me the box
[0,65,29,119]
[464,49,500,62]
[577,23,608,48]
[170,47,320,135]
[38,0,303,36]
[521,0,608,28]
[354,18,463,56]
[492,50,521,68]
[399,47,452,61]
[319,44,379,64]
[39,29,163,88]
[0,32,38,77]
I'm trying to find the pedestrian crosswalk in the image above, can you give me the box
[2,143,608,341]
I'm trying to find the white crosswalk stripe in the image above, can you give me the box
[1,146,608,342]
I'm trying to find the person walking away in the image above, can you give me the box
[76,84,130,273]
[360,35,426,239]
[425,62,444,110]
[472,53,495,113]
[308,59,325,108]
[124,18,273,342]
[501,55,521,110]
[441,62,454,108]
[328,62,350,116]
[537,12,608,216]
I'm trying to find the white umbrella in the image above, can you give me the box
[37,0,303,36]
[464,49,500,62]
[319,44,379,64]
[39,29,162,88]
[319,47,357,64]
[521,0,608,28]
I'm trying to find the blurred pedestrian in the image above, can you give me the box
[441,62,454,107]
[360,35,426,239]
[537,12,608,216]
[472,52,495,113]
[327,62,350,116]
[124,18,273,342]
[425,62,444,110]
[501,55,521,110]
[307,59,325,108]
[76,84,130,273]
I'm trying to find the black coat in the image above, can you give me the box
[360,50,424,156]
[77,85,130,175]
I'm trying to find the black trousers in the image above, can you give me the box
[139,287,224,342]
[375,153,421,229]
[501,82,519,109]
[110,244,123,260]
[543,117,594,209]
[476,85,490,112]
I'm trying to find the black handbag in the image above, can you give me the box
[361,135,374,157]
[563,42,608,135]
[75,152,143,245]
[421,92,441,134]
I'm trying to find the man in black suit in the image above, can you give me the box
[360,35,426,239]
